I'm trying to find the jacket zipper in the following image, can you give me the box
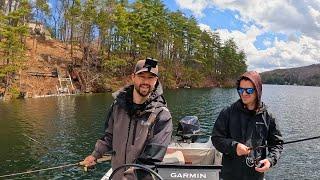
[132,120,138,145]
[124,117,132,163]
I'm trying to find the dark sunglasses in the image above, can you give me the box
[237,87,255,95]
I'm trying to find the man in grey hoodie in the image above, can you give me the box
[82,58,172,179]
[211,71,283,180]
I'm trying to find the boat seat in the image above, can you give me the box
[162,150,185,165]
[173,147,214,165]
[166,141,216,165]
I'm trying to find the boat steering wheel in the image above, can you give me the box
[108,163,163,180]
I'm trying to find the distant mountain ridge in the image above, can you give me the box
[260,64,320,86]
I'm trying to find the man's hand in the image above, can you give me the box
[255,159,271,172]
[80,155,97,167]
[236,143,251,156]
[122,167,136,180]
[123,167,135,175]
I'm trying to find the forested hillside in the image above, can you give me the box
[261,64,320,86]
[0,0,247,99]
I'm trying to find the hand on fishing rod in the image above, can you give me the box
[255,159,271,173]
[80,155,97,167]
[236,143,251,156]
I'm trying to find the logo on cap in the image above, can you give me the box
[134,58,158,76]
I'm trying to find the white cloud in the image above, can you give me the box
[262,39,272,48]
[210,0,320,39]
[176,0,320,39]
[200,24,320,72]
[309,6,320,28]
[175,0,212,17]
[175,0,320,71]
[198,23,212,32]
[48,2,52,9]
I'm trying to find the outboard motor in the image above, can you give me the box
[177,116,201,142]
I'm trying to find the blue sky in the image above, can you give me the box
[162,0,320,72]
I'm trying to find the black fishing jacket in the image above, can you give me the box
[211,100,283,180]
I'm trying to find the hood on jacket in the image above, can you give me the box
[237,71,262,109]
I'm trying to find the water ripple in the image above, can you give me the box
[1,85,320,179]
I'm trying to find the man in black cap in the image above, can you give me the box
[82,58,172,179]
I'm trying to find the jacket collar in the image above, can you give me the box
[236,99,267,115]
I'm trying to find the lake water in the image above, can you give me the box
[1,84,320,179]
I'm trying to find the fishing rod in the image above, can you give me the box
[0,156,111,179]
[2,134,113,178]
[0,162,80,179]
[249,135,320,150]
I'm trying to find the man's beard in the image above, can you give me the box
[134,84,152,97]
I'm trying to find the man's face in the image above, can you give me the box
[238,79,257,107]
[132,71,158,97]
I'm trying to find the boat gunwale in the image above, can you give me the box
[154,164,222,170]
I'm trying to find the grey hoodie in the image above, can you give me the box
[92,83,172,179]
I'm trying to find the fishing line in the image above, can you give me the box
[0,162,80,178]
[22,133,59,161]
[0,156,111,178]
[22,134,49,150]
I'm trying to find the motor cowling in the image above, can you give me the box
[177,116,201,139]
